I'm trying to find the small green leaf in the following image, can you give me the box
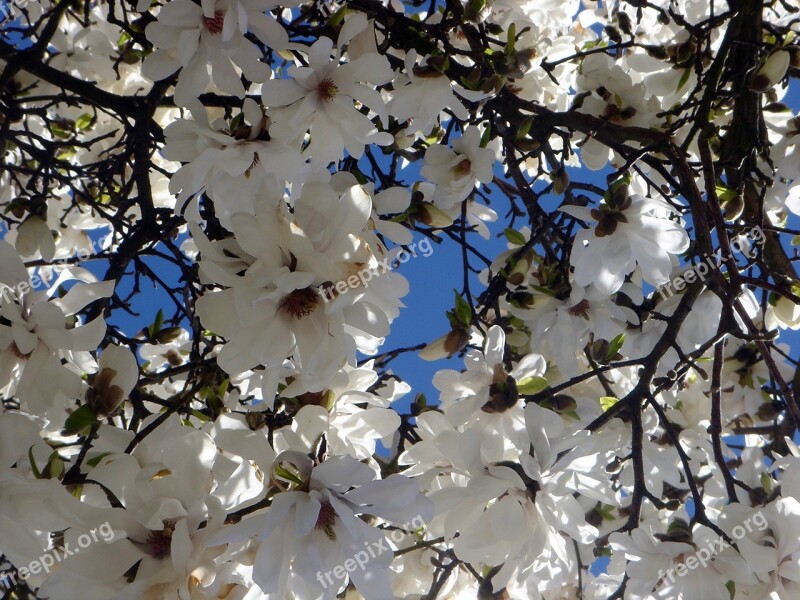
[516,376,548,395]
[274,464,304,486]
[600,396,619,411]
[714,184,738,203]
[190,409,211,422]
[607,333,625,360]
[516,116,534,140]
[676,68,692,93]
[529,284,557,297]
[725,581,735,599]
[75,113,95,131]
[48,121,72,139]
[328,4,347,26]
[480,125,491,148]
[453,290,472,327]
[87,452,113,468]
[117,31,131,48]
[149,309,165,338]
[63,404,98,436]
[504,227,526,245]
[42,451,65,479]
[760,472,773,495]
[506,22,516,55]
[28,446,41,479]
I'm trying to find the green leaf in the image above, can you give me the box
[480,125,491,148]
[75,113,95,131]
[760,471,773,495]
[229,113,244,132]
[517,376,548,395]
[274,464,304,486]
[190,409,211,422]
[725,581,735,599]
[714,184,738,203]
[63,404,98,436]
[596,503,616,521]
[516,116,534,140]
[529,284,557,297]
[42,451,65,479]
[48,121,72,139]
[676,67,691,93]
[600,396,619,411]
[328,4,347,26]
[504,227,526,245]
[117,31,131,48]
[453,290,472,327]
[506,22,516,55]
[607,333,625,360]
[87,452,112,468]
[28,446,41,479]
[148,309,164,337]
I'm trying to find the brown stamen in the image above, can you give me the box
[316,78,338,102]
[280,288,320,319]
[315,501,337,540]
[147,520,176,559]
[203,11,225,35]
[568,299,591,319]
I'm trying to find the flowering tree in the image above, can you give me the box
[1,0,800,597]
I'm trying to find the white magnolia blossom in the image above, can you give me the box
[0,241,113,415]
[262,16,394,164]
[561,190,690,295]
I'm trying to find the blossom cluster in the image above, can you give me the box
[1,0,800,598]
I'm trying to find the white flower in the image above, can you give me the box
[561,191,689,295]
[163,99,302,226]
[86,344,138,417]
[193,184,407,389]
[262,16,394,164]
[142,0,273,106]
[387,51,489,135]
[433,325,546,450]
[208,452,433,599]
[421,127,497,210]
[0,241,114,414]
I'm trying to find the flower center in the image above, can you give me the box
[315,501,337,540]
[280,287,320,319]
[147,520,176,559]
[203,11,225,35]
[568,299,591,319]
[590,206,628,237]
[316,78,338,102]
[453,158,472,176]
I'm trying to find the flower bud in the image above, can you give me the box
[750,50,790,93]
[552,168,569,195]
[419,329,470,361]
[86,367,125,417]
[721,194,744,221]
[418,202,454,228]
